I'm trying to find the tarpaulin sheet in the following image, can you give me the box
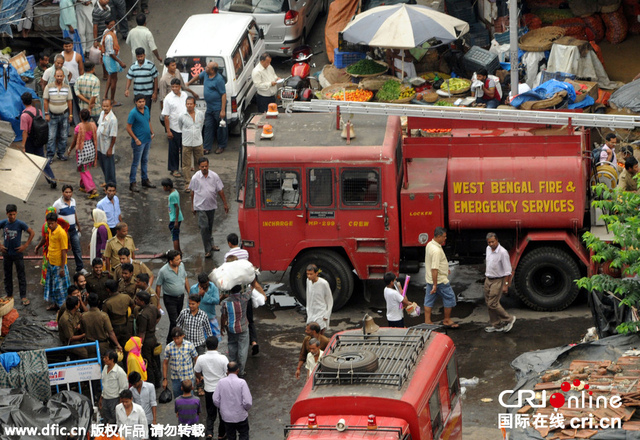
[609,80,640,113]
[511,79,576,108]
[0,64,38,141]
[0,390,92,440]
[547,43,623,90]
[0,318,61,354]
[325,0,360,62]
[0,0,28,37]
[507,334,640,440]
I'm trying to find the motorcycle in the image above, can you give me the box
[278,45,320,107]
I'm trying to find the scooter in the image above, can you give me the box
[279,45,320,107]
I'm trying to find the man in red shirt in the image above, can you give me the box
[20,92,56,188]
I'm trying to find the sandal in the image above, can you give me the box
[46,304,59,311]
[21,298,30,306]
[211,246,220,252]
[88,191,99,199]
[198,388,205,396]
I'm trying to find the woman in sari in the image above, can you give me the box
[90,208,112,261]
[125,336,147,381]
[34,207,69,286]
[67,109,99,198]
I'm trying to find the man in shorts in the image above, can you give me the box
[424,227,459,329]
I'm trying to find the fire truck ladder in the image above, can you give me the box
[286,100,640,130]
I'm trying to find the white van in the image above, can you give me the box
[165,14,265,134]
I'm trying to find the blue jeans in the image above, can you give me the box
[476,97,500,109]
[204,111,228,152]
[171,376,195,399]
[227,330,249,375]
[68,227,84,271]
[47,112,68,158]
[98,151,116,185]
[130,140,150,183]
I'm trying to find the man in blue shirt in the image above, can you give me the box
[0,204,35,305]
[97,183,122,236]
[125,95,156,193]
[187,61,227,155]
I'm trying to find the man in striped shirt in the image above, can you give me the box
[220,285,251,377]
[52,185,85,274]
[224,233,248,261]
[124,47,158,110]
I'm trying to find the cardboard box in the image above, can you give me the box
[566,79,599,102]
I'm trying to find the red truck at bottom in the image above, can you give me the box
[285,326,461,440]
[237,112,597,311]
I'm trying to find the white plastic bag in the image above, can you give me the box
[209,260,258,290]
[88,46,102,65]
[251,289,266,308]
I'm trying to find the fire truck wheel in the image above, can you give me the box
[290,250,354,311]
[319,349,379,373]
[515,247,581,312]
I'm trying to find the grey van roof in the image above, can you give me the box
[166,14,254,57]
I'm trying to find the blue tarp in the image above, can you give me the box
[0,63,38,141]
[511,79,577,109]
[0,0,29,37]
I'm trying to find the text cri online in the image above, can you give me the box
[2,425,87,437]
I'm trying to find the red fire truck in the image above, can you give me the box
[285,326,461,440]
[236,103,638,311]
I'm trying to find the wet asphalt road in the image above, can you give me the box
[2,2,595,439]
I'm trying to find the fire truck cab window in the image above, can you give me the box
[341,169,380,206]
[262,169,300,209]
[245,168,256,209]
[447,356,460,405]
[429,383,443,438]
[308,169,333,207]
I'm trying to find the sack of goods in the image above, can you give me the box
[406,302,421,317]
[251,289,266,308]
[209,259,259,291]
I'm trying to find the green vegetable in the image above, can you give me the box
[376,80,402,101]
[433,100,454,106]
[346,59,387,76]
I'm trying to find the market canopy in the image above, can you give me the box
[341,4,470,49]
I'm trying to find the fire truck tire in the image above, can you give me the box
[319,349,379,373]
[290,250,354,311]
[515,247,581,311]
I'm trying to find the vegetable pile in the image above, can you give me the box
[346,59,387,76]
[433,100,455,106]
[376,80,415,101]
[438,78,471,92]
[331,89,374,102]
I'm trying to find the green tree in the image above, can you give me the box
[576,184,640,334]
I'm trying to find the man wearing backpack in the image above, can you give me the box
[20,92,56,189]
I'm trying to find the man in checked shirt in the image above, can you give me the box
[484,232,516,333]
[177,294,213,356]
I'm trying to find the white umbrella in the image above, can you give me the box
[342,4,470,49]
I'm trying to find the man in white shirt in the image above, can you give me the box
[128,371,157,430]
[178,96,205,182]
[40,54,71,90]
[126,14,162,63]
[189,157,229,257]
[224,233,248,261]
[305,264,333,332]
[251,53,279,113]
[115,388,149,440]
[52,185,85,274]
[96,99,118,185]
[195,336,229,440]
[161,78,188,178]
[304,338,323,378]
[99,350,128,425]
[484,233,516,333]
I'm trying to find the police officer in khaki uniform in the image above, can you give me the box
[136,291,161,387]
[103,223,136,274]
[113,247,154,285]
[102,279,135,349]
[135,273,160,309]
[618,156,640,193]
[58,295,88,359]
[117,263,138,299]
[86,258,113,309]
[82,293,122,357]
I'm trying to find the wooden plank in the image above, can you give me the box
[0,147,47,201]
[535,382,562,391]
